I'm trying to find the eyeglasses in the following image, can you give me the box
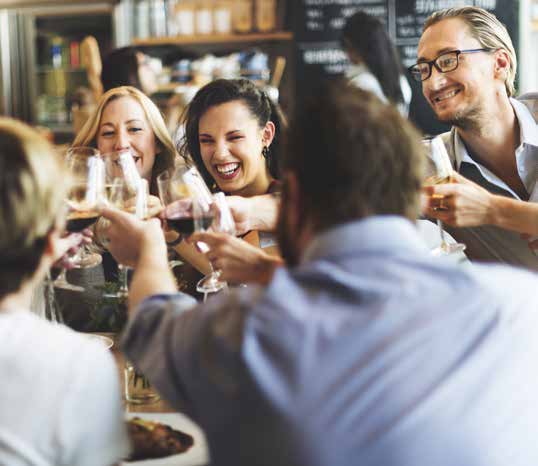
[408,48,494,82]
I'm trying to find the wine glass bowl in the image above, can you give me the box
[422,137,466,256]
[53,146,104,292]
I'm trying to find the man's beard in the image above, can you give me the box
[275,201,302,268]
[436,101,483,132]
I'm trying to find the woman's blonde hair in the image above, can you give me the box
[73,86,177,193]
[424,7,517,97]
[0,118,68,297]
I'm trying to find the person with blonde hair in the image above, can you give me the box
[0,118,129,465]
[73,85,177,195]
[409,6,538,270]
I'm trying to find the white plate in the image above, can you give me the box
[123,412,209,466]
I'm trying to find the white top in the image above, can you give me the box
[345,63,412,116]
[0,310,129,466]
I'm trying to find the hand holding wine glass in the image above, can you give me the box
[422,136,466,256]
[54,146,104,291]
[102,149,150,297]
[194,192,237,296]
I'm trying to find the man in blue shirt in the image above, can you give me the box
[410,7,538,269]
[103,84,538,466]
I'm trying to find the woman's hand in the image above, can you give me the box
[53,228,93,268]
[189,231,282,285]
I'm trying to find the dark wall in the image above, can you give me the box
[291,0,519,136]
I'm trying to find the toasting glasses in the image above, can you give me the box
[158,165,236,298]
[102,149,148,297]
[422,136,467,256]
[54,146,105,292]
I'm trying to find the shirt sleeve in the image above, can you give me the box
[59,343,130,466]
[121,290,252,420]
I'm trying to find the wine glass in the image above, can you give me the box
[54,147,104,291]
[194,192,236,297]
[102,149,147,297]
[422,136,466,256]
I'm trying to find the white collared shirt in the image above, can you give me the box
[444,97,538,269]
[453,98,538,201]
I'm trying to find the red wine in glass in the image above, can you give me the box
[66,211,100,233]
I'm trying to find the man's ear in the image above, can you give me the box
[493,49,510,81]
[283,171,306,233]
[284,170,314,250]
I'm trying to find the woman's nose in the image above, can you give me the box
[113,129,131,151]
[213,140,229,159]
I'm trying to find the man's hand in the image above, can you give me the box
[190,231,282,285]
[422,171,494,227]
[123,194,163,219]
[225,196,255,236]
[226,194,279,235]
[100,206,167,268]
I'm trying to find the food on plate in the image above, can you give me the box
[126,417,194,461]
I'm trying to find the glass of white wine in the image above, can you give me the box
[102,149,148,298]
[422,136,466,256]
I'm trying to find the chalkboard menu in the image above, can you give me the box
[292,0,519,135]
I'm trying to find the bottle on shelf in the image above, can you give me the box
[232,0,253,33]
[255,0,276,32]
[175,0,195,36]
[213,1,232,34]
[135,0,151,39]
[195,0,214,35]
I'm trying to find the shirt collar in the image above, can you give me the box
[453,98,538,197]
[301,216,428,264]
[512,97,538,148]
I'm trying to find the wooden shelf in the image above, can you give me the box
[133,31,293,47]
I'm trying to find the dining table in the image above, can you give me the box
[109,335,210,466]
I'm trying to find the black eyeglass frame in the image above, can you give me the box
[408,48,495,82]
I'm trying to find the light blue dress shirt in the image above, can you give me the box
[123,216,538,466]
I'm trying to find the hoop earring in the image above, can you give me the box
[262,146,269,159]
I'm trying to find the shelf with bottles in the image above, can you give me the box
[133,30,292,46]
[132,0,287,43]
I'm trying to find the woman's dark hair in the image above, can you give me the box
[341,11,405,104]
[101,47,142,92]
[178,78,287,191]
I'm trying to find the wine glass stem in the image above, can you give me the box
[437,219,448,251]
[118,265,129,295]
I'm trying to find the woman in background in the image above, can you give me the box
[341,11,412,116]
[101,46,159,96]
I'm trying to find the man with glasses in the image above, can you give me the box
[411,6,538,270]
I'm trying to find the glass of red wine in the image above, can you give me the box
[54,147,104,291]
[158,165,213,278]
[194,192,236,296]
